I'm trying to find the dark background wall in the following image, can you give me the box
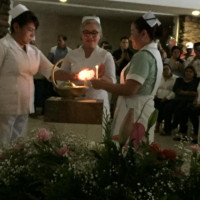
[1,1,175,57]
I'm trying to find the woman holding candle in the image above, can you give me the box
[61,16,116,116]
[91,12,163,143]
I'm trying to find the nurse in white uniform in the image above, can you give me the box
[0,4,76,146]
[91,12,163,143]
[61,16,116,116]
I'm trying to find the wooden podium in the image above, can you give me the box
[44,97,103,124]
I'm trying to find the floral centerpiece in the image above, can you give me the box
[0,110,199,200]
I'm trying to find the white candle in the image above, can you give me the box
[95,65,99,79]
[84,78,87,86]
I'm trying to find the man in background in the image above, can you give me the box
[47,34,71,66]
[112,36,134,78]
[43,34,72,112]
[185,42,200,77]
[100,40,112,52]
[183,42,194,64]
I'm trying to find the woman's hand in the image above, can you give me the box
[54,70,76,82]
[90,78,107,90]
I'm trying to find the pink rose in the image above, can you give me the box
[129,122,145,148]
[57,145,70,156]
[36,128,51,141]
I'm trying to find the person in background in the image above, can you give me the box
[162,66,199,139]
[43,34,72,109]
[0,4,76,146]
[182,42,194,63]
[91,12,163,143]
[61,16,116,116]
[168,45,185,77]
[47,34,71,66]
[111,36,134,117]
[112,36,134,78]
[154,63,176,133]
[100,40,112,52]
[185,42,200,77]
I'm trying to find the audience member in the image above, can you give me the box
[47,34,71,66]
[112,36,134,77]
[43,34,72,110]
[168,45,185,77]
[162,66,199,139]
[154,63,176,133]
[185,42,200,77]
[182,42,194,62]
[61,16,116,116]
[100,40,112,52]
[111,36,134,117]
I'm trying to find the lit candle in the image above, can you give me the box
[84,78,87,86]
[95,65,99,79]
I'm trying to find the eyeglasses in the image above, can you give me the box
[82,30,99,37]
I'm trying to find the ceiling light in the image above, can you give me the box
[192,10,200,16]
[59,0,67,3]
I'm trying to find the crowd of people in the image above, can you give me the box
[154,43,200,144]
[1,3,200,146]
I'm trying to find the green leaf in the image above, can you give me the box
[147,109,158,132]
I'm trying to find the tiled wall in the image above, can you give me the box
[179,15,200,47]
[0,0,10,38]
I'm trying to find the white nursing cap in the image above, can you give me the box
[142,11,161,27]
[9,4,29,19]
[82,16,101,24]
[186,42,193,49]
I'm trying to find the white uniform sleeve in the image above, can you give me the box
[104,52,116,83]
[38,51,54,80]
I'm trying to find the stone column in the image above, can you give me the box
[0,0,10,38]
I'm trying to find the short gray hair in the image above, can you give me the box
[80,19,102,34]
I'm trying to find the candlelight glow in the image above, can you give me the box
[95,65,99,79]
[78,68,95,81]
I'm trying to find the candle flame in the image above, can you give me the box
[78,68,95,81]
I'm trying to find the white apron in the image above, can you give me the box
[111,44,163,143]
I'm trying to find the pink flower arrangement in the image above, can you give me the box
[36,128,51,141]
[57,145,70,156]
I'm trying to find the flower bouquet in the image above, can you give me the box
[0,110,199,200]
